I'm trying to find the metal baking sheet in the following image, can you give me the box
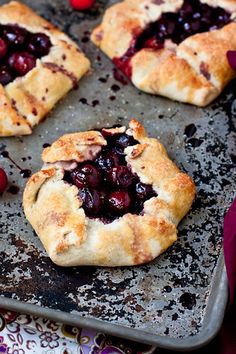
[0,0,235,350]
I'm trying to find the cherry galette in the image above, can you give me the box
[23,119,195,267]
[0,1,90,137]
[91,0,236,106]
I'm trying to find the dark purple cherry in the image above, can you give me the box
[135,182,156,201]
[143,37,164,50]
[70,163,101,188]
[227,51,236,70]
[8,52,36,76]
[183,20,201,35]
[214,7,231,26]
[78,188,103,215]
[158,18,177,38]
[115,134,138,150]
[107,166,135,188]
[28,33,52,57]
[179,1,194,18]
[95,150,120,170]
[3,25,27,47]
[0,38,7,59]
[108,191,131,215]
[0,66,13,86]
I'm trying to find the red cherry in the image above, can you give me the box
[227,51,236,70]
[0,167,8,194]
[0,38,7,59]
[8,52,36,76]
[69,0,95,10]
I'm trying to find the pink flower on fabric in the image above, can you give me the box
[7,343,25,354]
[39,331,59,349]
[0,336,8,354]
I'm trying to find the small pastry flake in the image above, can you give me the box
[23,119,196,267]
[0,1,90,137]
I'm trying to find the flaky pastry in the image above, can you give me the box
[0,1,90,137]
[23,119,195,267]
[91,0,236,106]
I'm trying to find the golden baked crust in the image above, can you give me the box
[23,119,196,267]
[0,1,90,137]
[91,0,236,106]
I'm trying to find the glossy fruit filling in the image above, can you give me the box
[113,0,231,78]
[64,129,157,223]
[0,24,52,86]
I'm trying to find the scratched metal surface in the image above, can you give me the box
[0,0,236,346]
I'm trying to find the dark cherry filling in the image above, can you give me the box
[63,130,157,223]
[0,24,52,86]
[113,0,231,78]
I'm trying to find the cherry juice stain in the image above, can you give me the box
[42,143,51,149]
[1,150,31,178]
[184,123,197,138]
[7,185,20,195]
[179,292,196,310]
[187,138,204,148]
[112,68,128,85]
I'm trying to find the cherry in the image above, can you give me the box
[0,66,13,86]
[107,166,135,188]
[8,52,36,76]
[64,127,157,222]
[143,37,164,50]
[115,0,231,69]
[78,188,103,215]
[70,0,95,10]
[0,38,7,59]
[179,1,194,18]
[28,33,52,57]
[0,168,8,194]
[3,25,27,47]
[135,182,156,201]
[227,51,236,70]
[70,163,101,188]
[115,134,138,149]
[107,191,131,215]
[95,150,120,170]
[158,16,177,38]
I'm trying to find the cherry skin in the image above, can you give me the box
[115,134,138,149]
[107,191,131,215]
[0,38,7,59]
[70,163,101,188]
[143,37,164,50]
[70,0,95,10]
[28,33,52,57]
[3,25,27,47]
[8,52,36,76]
[78,188,103,215]
[135,182,156,200]
[227,51,236,70]
[0,168,8,194]
[0,66,13,86]
[95,150,120,171]
[107,166,135,188]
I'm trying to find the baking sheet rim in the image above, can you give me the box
[0,252,228,351]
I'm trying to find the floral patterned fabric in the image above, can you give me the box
[0,309,156,354]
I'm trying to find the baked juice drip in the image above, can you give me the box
[64,131,157,223]
[0,24,52,85]
[113,0,231,78]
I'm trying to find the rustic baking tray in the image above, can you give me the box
[0,0,235,351]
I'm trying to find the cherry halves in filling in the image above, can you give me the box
[113,0,232,78]
[0,24,52,86]
[63,129,157,223]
